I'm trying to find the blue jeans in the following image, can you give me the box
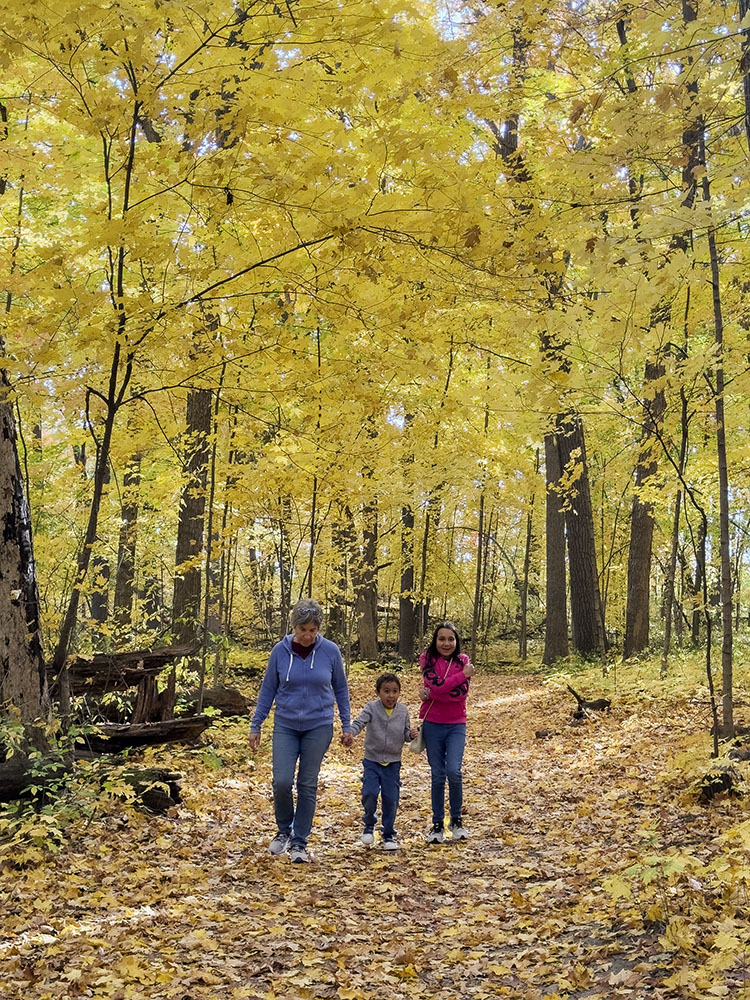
[361,759,401,839]
[272,722,333,848]
[422,721,466,827]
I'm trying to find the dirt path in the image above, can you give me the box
[0,673,742,999]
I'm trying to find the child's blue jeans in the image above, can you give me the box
[361,759,401,839]
[422,720,466,826]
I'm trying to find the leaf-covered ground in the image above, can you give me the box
[2,671,750,999]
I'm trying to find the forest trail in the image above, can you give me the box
[1,673,743,999]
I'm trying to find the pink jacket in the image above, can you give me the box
[418,652,471,725]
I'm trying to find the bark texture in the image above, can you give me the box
[0,391,46,719]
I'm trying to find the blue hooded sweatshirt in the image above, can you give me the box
[250,633,351,733]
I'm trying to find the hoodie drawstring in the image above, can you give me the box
[285,644,316,681]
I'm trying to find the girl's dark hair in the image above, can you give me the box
[425,621,462,666]
[376,672,401,692]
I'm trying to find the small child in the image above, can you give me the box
[342,672,417,850]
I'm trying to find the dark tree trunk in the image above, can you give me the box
[167,388,211,719]
[329,515,352,647]
[661,381,690,676]
[519,463,537,661]
[470,493,485,665]
[740,0,750,154]
[701,151,734,737]
[0,389,46,720]
[354,504,378,659]
[624,360,666,658]
[557,415,606,660]
[172,388,211,646]
[398,504,415,660]
[543,430,569,664]
[114,456,141,635]
[89,555,110,640]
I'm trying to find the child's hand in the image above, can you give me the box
[409,726,418,740]
[341,732,354,747]
[463,662,475,678]
[421,686,430,701]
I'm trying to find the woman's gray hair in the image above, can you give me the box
[290,598,323,629]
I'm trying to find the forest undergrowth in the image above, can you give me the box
[2,662,750,1000]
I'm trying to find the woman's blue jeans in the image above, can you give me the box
[422,720,466,827]
[272,722,333,848]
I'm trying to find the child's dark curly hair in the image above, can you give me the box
[375,672,401,692]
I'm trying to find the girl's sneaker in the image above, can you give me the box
[450,817,469,840]
[361,829,375,846]
[426,823,444,844]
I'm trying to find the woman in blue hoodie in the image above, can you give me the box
[249,598,351,863]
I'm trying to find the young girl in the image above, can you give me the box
[343,673,417,850]
[418,622,474,843]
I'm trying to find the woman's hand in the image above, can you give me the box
[248,732,261,753]
[341,732,354,747]
[421,686,430,701]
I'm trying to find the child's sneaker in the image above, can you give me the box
[289,845,310,863]
[382,837,399,851]
[269,833,290,855]
[426,823,444,844]
[450,817,469,840]
[360,829,375,846]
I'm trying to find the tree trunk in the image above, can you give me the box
[328,516,351,646]
[398,504,416,660]
[470,493,485,665]
[114,456,141,636]
[354,504,378,659]
[740,0,750,154]
[557,415,606,660]
[167,387,211,719]
[0,388,47,720]
[624,360,666,658]
[702,156,734,737]
[276,498,293,637]
[172,388,211,646]
[661,381,690,677]
[543,430,569,664]
[519,463,537,661]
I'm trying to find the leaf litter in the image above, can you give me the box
[2,673,750,999]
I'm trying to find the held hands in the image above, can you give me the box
[248,732,261,753]
[341,732,354,748]
[409,726,419,740]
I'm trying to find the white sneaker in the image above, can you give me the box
[361,830,375,846]
[450,819,469,840]
[269,833,290,855]
[426,824,444,844]
[382,837,399,851]
[289,845,310,863]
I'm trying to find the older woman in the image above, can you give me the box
[249,598,351,863]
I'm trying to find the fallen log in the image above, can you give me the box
[0,754,183,814]
[0,753,70,803]
[185,685,251,717]
[50,645,198,696]
[76,715,211,754]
